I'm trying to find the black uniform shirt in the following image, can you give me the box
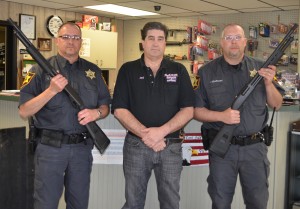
[19,54,111,134]
[112,54,195,137]
[195,55,277,136]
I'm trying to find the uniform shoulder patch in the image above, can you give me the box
[190,74,200,90]
[21,72,35,89]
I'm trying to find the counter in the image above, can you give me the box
[1,94,300,209]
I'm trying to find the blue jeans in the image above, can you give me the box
[121,134,183,209]
[34,139,94,209]
[208,142,270,209]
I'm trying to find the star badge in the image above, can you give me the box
[85,69,95,80]
[250,69,257,78]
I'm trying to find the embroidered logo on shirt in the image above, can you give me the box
[210,80,223,83]
[250,69,257,78]
[139,76,145,79]
[164,73,178,82]
[21,72,35,89]
[85,69,95,80]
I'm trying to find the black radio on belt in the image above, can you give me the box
[262,107,276,146]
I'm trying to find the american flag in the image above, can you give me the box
[182,133,209,166]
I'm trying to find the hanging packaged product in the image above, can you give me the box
[259,23,270,37]
[249,26,257,39]
[290,39,298,54]
[198,20,212,35]
[196,35,208,51]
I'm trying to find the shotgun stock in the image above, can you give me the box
[8,18,110,154]
[210,23,298,158]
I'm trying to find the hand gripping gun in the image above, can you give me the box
[8,18,110,154]
[209,23,298,158]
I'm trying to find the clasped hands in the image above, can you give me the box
[141,127,167,152]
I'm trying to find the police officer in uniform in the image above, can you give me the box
[19,22,110,209]
[194,24,283,209]
[112,22,195,209]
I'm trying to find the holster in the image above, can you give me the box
[201,125,218,150]
[39,129,63,148]
[28,117,38,154]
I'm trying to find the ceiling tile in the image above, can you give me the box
[203,0,272,10]
[118,1,191,14]
[259,0,299,7]
[2,0,299,20]
[152,0,227,12]
[202,10,241,15]
[239,7,281,13]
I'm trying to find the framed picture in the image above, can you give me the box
[37,38,52,51]
[19,14,36,40]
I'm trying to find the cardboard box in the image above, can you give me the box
[82,15,98,24]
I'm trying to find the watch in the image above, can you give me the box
[97,109,102,120]
[46,15,63,37]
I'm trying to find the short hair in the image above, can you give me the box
[221,23,245,38]
[141,22,168,40]
[57,22,81,36]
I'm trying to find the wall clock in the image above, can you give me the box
[46,15,63,37]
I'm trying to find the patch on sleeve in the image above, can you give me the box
[190,74,200,90]
[20,72,35,89]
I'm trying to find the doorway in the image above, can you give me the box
[0,20,17,90]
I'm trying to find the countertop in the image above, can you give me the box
[1,93,300,112]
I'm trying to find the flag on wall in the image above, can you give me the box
[182,133,209,166]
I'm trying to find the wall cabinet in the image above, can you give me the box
[80,29,117,69]
[287,131,300,209]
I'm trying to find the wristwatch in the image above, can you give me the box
[97,109,102,120]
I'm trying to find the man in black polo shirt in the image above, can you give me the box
[194,24,283,209]
[112,22,194,209]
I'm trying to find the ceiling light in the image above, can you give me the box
[85,4,160,16]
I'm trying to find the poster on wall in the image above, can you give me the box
[182,133,209,166]
[79,38,91,57]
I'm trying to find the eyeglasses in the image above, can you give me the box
[223,35,243,41]
[58,35,81,40]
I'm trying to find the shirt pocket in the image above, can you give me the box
[208,82,232,110]
[164,84,179,106]
[80,82,98,107]
[44,93,65,110]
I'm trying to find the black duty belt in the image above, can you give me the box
[231,132,264,146]
[127,131,183,144]
[38,129,90,144]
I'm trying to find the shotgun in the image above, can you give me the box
[7,18,110,154]
[210,23,298,158]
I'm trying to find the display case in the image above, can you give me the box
[287,130,300,209]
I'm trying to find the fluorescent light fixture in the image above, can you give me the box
[85,4,159,16]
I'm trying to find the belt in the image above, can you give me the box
[231,132,264,146]
[127,132,183,144]
[164,137,184,145]
[38,129,90,144]
[61,133,89,144]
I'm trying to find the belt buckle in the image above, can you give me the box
[251,132,263,140]
[251,133,257,140]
